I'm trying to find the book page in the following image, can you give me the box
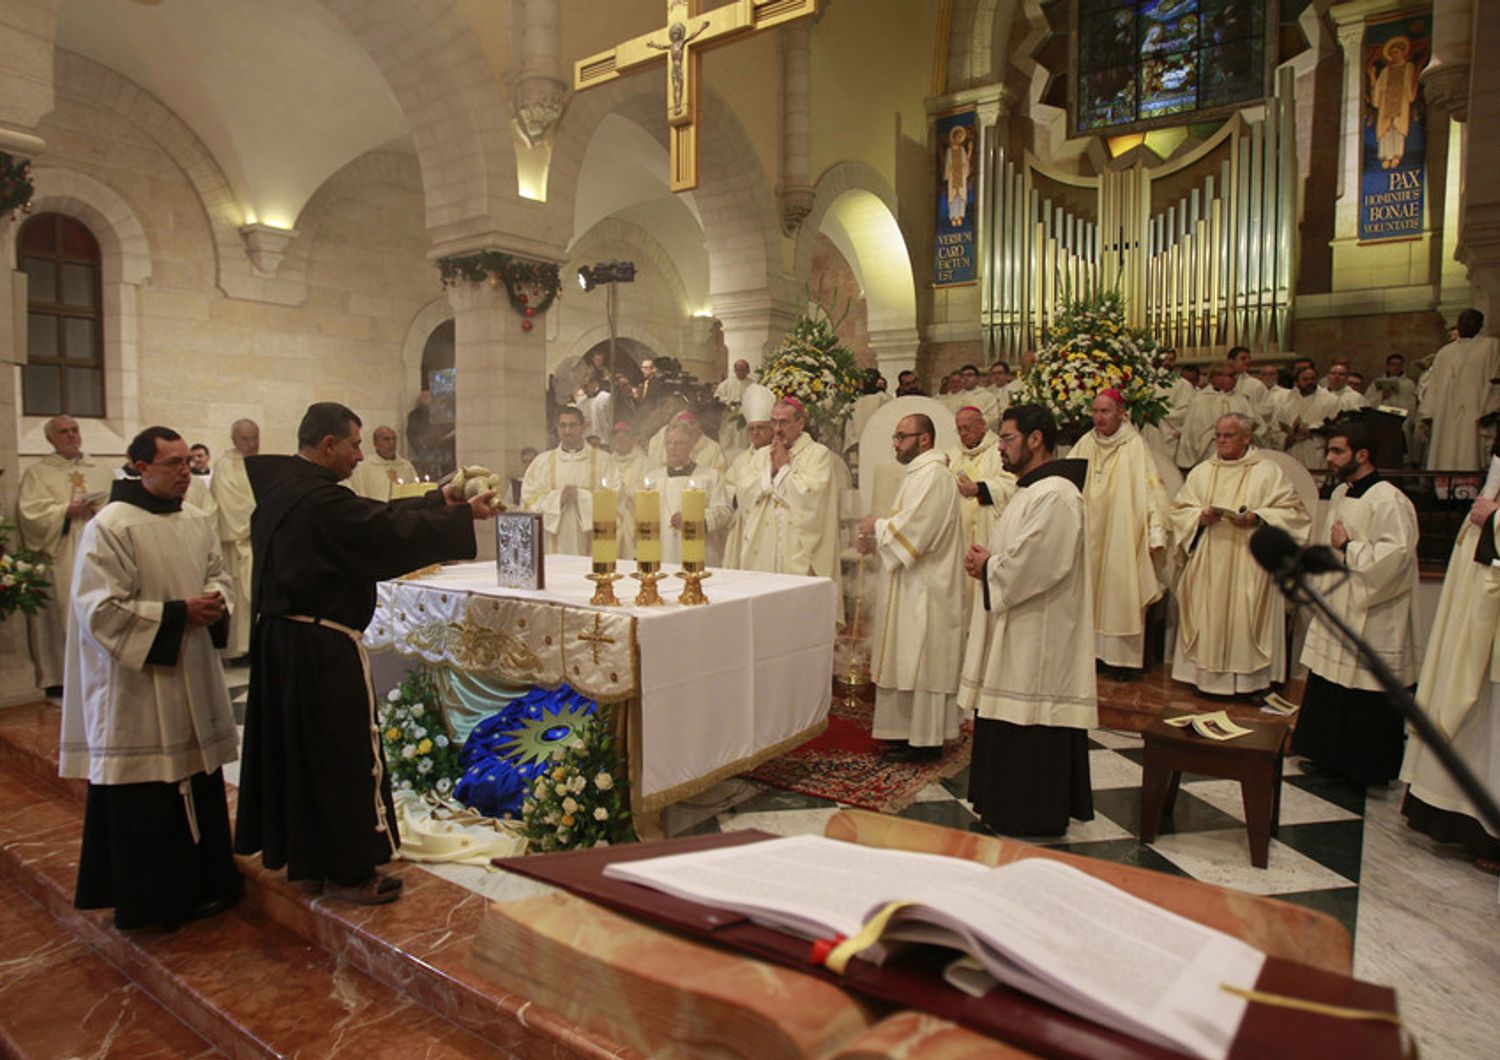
[909,859,1263,1060]
[603,834,987,939]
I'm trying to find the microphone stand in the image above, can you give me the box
[1272,566,1500,840]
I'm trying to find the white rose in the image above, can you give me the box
[562,797,578,814]
[1,575,13,588]
[554,782,567,796]
[593,807,608,821]
[412,703,425,716]
[594,772,614,791]
[534,779,548,795]
[413,726,427,740]
[401,744,416,759]
[399,779,412,791]
[434,734,449,748]
[387,689,401,702]
[417,758,433,774]
[435,777,452,794]
[569,775,586,794]
[14,560,30,573]
[33,563,45,575]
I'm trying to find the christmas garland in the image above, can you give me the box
[438,249,561,329]
[0,153,33,220]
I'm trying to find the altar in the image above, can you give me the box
[364,554,837,833]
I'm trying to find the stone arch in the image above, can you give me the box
[564,324,673,370]
[568,216,694,318]
[318,0,523,256]
[19,166,154,453]
[400,293,456,412]
[794,162,917,337]
[50,49,306,306]
[547,78,784,315]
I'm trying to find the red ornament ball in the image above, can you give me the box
[521,319,534,332]
[525,306,535,318]
[518,292,529,305]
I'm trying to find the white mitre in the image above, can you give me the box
[741,383,775,424]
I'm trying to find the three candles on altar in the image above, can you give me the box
[590,483,706,574]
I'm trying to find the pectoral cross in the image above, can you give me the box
[578,612,616,666]
[574,0,818,191]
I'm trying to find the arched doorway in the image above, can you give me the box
[413,319,456,477]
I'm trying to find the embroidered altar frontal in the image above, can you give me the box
[366,555,837,814]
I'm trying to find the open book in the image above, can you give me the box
[1163,710,1254,741]
[604,835,1264,1059]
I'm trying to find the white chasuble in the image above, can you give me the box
[736,432,841,586]
[1168,450,1310,693]
[869,450,966,746]
[1175,389,1260,467]
[17,453,112,688]
[60,502,238,785]
[346,454,418,502]
[643,466,733,566]
[720,444,765,569]
[958,469,1097,729]
[210,451,256,656]
[1420,335,1500,470]
[521,446,600,556]
[1071,424,1169,667]
[611,448,649,559]
[1300,477,1419,691]
[1273,387,1343,470]
[947,433,1014,618]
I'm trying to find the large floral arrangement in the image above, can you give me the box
[0,516,49,623]
[379,669,463,797]
[1020,288,1174,434]
[521,709,632,852]
[757,303,866,443]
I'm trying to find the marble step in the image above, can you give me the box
[0,871,222,1059]
[0,701,634,1059]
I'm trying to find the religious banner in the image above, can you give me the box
[934,108,978,287]
[1358,13,1430,243]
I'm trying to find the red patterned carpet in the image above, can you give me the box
[744,692,971,813]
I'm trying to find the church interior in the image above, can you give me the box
[2,0,1499,1057]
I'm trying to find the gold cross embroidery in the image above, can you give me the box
[573,0,818,191]
[578,612,616,666]
[69,471,85,493]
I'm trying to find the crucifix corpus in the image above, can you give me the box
[574,0,818,192]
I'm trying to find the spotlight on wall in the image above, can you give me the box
[577,260,637,292]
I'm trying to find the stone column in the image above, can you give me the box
[712,287,801,371]
[1457,0,1500,317]
[1422,0,1473,121]
[779,21,814,235]
[447,272,553,557]
[509,0,567,147]
[866,326,920,383]
[1332,14,1370,241]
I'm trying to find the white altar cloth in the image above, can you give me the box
[367,555,836,813]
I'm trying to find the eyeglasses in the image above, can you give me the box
[890,431,924,441]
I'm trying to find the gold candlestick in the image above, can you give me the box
[674,567,711,606]
[632,561,666,606]
[587,569,623,606]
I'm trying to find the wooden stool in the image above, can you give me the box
[1139,712,1292,869]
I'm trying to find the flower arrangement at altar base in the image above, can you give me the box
[0,515,49,623]
[521,709,632,852]
[1020,286,1175,435]
[379,668,463,797]
[756,291,866,443]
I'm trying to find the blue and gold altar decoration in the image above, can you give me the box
[455,684,599,820]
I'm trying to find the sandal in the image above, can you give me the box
[325,874,404,905]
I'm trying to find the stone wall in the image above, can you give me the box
[808,235,871,369]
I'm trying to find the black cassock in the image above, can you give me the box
[233,456,475,885]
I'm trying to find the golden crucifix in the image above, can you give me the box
[578,612,617,666]
[574,0,818,191]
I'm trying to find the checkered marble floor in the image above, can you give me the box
[665,727,1368,940]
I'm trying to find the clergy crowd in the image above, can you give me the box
[14,307,1500,930]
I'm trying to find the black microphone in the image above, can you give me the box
[1250,523,1344,579]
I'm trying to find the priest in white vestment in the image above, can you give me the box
[1295,422,1418,784]
[735,397,842,600]
[647,410,727,473]
[1402,443,1500,868]
[17,415,113,692]
[949,406,1014,615]
[346,425,418,502]
[1274,366,1343,470]
[610,421,649,559]
[959,404,1096,836]
[61,427,240,929]
[722,384,775,568]
[521,407,602,556]
[1420,308,1500,470]
[209,418,259,660]
[713,359,752,456]
[1230,346,1277,425]
[1325,363,1370,414]
[859,414,965,759]
[645,423,733,566]
[1071,390,1169,669]
[1169,414,1311,694]
[1175,362,1261,468]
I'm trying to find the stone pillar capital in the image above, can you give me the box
[1421,62,1470,120]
